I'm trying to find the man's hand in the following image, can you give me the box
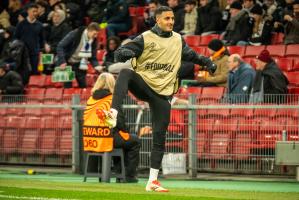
[45,43,51,53]
[202,57,217,74]
[60,63,67,70]
[284,15,293,22]
[94,66,104,72]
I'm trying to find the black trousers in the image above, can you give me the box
[64,63,87,88]
[112,69,171,169]
[114,132,140,178]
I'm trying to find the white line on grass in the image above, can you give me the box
[0,194,78,200]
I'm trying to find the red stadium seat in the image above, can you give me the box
[168,110,188,136]
[129,7,137,16]
[254,108,277,119]
[266,45,286,58]
[40,117,59,155]
[118,16,138,37]
[96,50,106,62]
[44,88,63,104]
[275,108,299,119]
[81,87,92,102]
[86,74,97,87]
[232,133,253,159]
[191,46,208,56]
[25,88,46,103]
[207,132,231,159]
[21,117,42,155]
[184,35,201,47]
[200,87,225,103]
[293,58,299,71]
[285,72,299,86]
[230,107,254,118]
[97,29,107,49]
[62,88,82,103]
[244,45,265,58]
[199,34,220,46]
[227,46,245,57]
[27,75,46,88]
[206,108,230,119]
[242,57,257,69]
[187,87,202,95]
[275,57,293,72]
[285,44,299,58]
[270,32,284,44]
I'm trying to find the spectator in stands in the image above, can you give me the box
[0,60,24,102]
[7,0,22,26]
[272,0,294,32]
[7,39,31,85]
[226,54,256,103]
[243,4,273,45]
[196,39,229,87]
[15,3,44,75]
[167,0,185,32]
[144,0,159,28]
[0,26,15,61]
[36,0,49,24]
[195,0,222,35]
[221,0,234,31]
[223,1,253,45]
[103,36,122,71]
[83,72,140,183]
[283,0,299,44]
[45,9,71,55]
[263,0,277,21]
[104,0,131,38]
[86,0,107,23]
[17,10,27,23]
[180,0,197,35]
[0,5,11,29]
[56,22,102,88]
[243,0,256,12]
[250,50,288,103]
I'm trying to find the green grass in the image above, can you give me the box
[0,177,299,200]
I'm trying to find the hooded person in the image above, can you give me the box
[250,50,289,103]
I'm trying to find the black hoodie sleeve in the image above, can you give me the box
[114,35,144,62]
[115,109,129,133]
[181,37,217,73]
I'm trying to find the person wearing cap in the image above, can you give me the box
[250,50,288,103]
[223,1,253,45]
[0,61,24,102]
[226,54,256,103]
[180,0,198,35]
[283,0,299,44]
[196,39,229,87]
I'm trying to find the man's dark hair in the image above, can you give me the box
[185,0,196,5]
[87,22,100,31]
[36,1,49,9]
[149,0,159,5]
[27,3,38,10]
[294,0,299,5]
[154,6,173,19]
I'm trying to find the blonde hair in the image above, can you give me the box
[91,73,115,95]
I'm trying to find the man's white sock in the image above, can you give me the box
[148,168,159,182]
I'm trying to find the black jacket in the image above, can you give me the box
[92,89,128,133]
[172,4,185,33]
[105,0,131,27]
[46,21,72,54]
[0,70,24,95]
[195,3,222,35]
[224,10,253,45]
[249,19,273,45]
[56,26,99,66]
[115,24,216,73]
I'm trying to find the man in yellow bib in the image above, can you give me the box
[100,6,216,192]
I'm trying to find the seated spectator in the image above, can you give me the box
[56,22,102,88]
[196,39,229,87]
[195,0,222,35]
[180,0,198,35]
[45,9,71,54]
[283,0,299,44]
[144,0,159,29]
[243,0,256,12]
[0,5,11,29]
[250,50,288,103]
[226,54,256,103]
[101,36,122,71]
[167,0,185,32]
[0,60,24,102]
[7,0,22,26]
[240,4,273,45]
[263,0,277,21]
[6,39,31,85]
[104,0,131,38]
[272,0,294,33]
[0,26,15,60]
[83,72,140,183]
[223,1,253,45]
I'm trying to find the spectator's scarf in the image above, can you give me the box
[78,30,93,70]
[226,10,247,31]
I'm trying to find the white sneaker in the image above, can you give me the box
[145,180,169,192]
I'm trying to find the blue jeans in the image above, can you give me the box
[106,23,131,37]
